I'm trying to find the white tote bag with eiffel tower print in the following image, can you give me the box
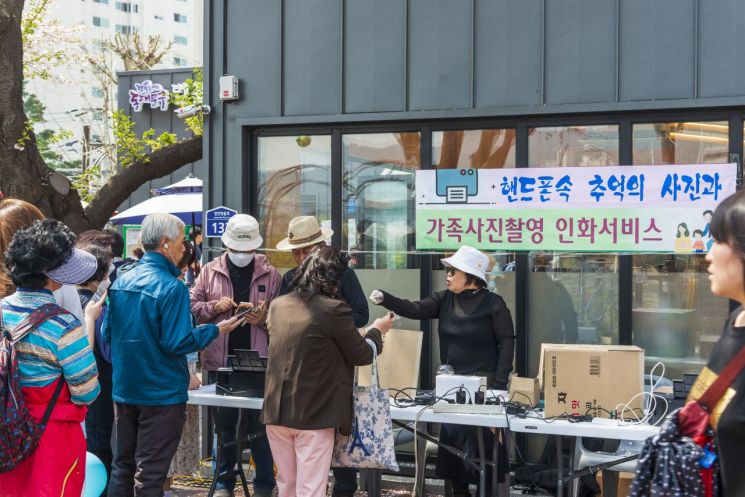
[331,340,399,471]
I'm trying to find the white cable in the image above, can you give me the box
[615,361,667,425]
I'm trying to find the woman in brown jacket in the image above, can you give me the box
[261,246,393,497]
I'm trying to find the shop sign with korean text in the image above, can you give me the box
[415,163,737,252]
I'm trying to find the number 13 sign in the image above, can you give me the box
[205,206,237,238]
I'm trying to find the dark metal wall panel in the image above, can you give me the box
[283,0,342,116]
[344,0,406,113]
[545,0,617,105]
[408,0,473,111]
[474,0,542,108]
[226,0,282,117]
[619,0,695,101]
[148,73,177,192]
[698,0,745,98]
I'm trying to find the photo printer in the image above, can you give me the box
[216,349,266,397]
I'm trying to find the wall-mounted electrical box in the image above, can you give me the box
[219,75,239,101]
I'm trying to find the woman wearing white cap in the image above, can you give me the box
[370,245,515,497]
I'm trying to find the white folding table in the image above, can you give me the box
[188,385,508,497]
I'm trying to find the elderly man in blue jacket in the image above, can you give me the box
[103,213,245,497]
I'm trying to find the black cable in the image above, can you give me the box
[498,397,552,496]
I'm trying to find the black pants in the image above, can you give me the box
[332,466,358,495]
[87,355,114,493]
[108,402,186,497]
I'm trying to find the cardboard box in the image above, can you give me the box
[539,344,644,418]
[509,376,540,407]
[596,471,633,497]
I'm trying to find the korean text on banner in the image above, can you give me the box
[415,163,737,253]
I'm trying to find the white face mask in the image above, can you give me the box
[228,251,254,268]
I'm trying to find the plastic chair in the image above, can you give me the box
[571,438,643,497]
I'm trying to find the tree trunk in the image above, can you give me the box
[0,0,202,233]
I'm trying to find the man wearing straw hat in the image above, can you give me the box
[276,215,369,497]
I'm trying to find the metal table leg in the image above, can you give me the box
[556,435,564,497]
[360,468,382,497]
[207,406,251,497]
[492,430,499,496]
[236,409,251,497]
[414,421,429,497]
[603,471,619,497]
[476,427,486,497]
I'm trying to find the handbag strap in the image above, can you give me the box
[364,338,380,391]
[3,302,68,429]
[698,343,745,410]
[39,378,65,428]
[10,303,66,345]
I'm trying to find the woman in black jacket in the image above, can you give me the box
[371,245,515,497]
[697,190,745,496]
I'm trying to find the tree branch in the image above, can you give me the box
[84,136,202,228]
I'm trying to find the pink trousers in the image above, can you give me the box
[266,425,335,497]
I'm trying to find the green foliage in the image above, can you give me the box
[21,90,81,172]
[170,69,204,136]
[111,110,177,167]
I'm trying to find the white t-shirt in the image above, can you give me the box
[53,284,84,324]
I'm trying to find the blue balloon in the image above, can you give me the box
[82,451,108,497]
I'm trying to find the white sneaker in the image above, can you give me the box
[213,489,234,497]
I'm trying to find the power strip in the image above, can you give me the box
[432,401,504,415]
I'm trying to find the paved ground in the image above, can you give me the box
[165,461,538,496]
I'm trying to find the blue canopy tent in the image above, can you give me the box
[109,175,203,225]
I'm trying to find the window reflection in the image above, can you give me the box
[528,125,619,167]
[527,253,618,377]
[342,132,420,270]
[526,125,620,376]
[632,121,729,378]
[433,129,516,169]
[430,129,518,379]
[633,122,728,165]
[257,135,332,269]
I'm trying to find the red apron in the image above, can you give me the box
[0,378,88,497]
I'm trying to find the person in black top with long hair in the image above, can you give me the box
[371,245,515,497]
[696,189,745,496]
[75,241,114,490]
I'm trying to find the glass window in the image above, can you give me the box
[527,253,618,377]
[527,124,620,376]
[174,35,188,45]
[341,132,422,330]
[529,125,619,167]
[115,2,136,12]
[633,122,728,165]
[115,24,135,34]
[433,129,516,169]
[430,129,518,379]
[173,57,187,66]
[257,135,332,271]
[92,16,109,28]
[632,121,730,378]
[174,13,187,23]
[91,87,104,98]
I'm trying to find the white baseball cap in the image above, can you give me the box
[440,246,490,282]
[221,214,263,251]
